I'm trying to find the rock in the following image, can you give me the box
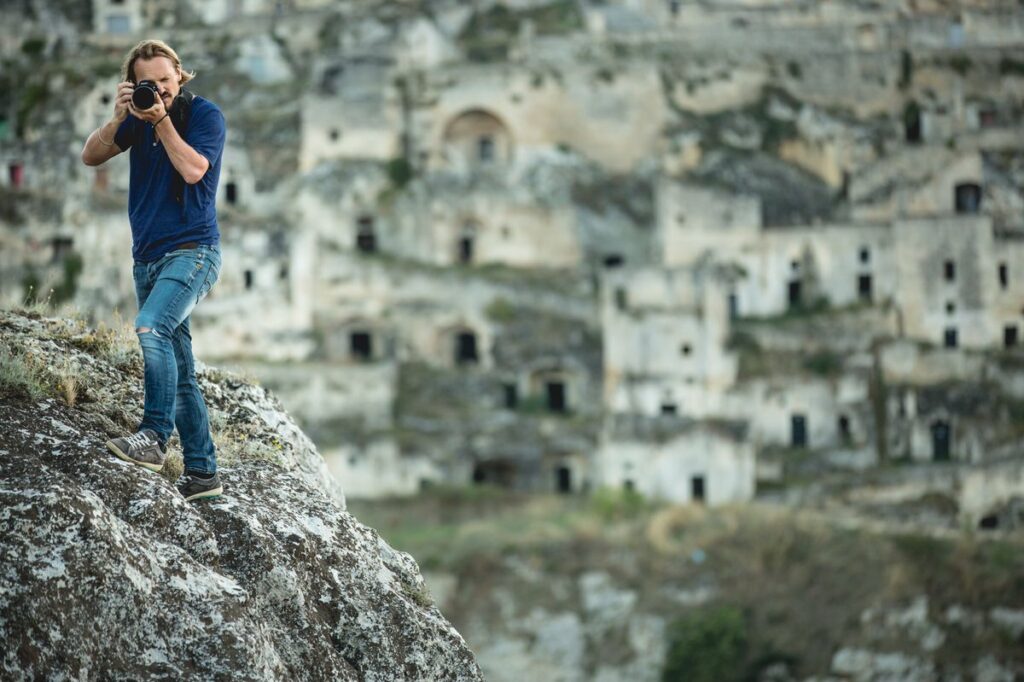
[0,310,482,680]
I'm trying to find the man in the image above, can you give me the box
[81,39,226,502]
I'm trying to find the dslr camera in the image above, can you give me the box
[131,80,160,110]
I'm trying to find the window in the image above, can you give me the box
[728,293,739,320]
[999,263,1008,290]
[350,331,372,360]
[788,280,802,308]
[225,182,238,205]
[838,415,851,444]
[691,475,705,502]
[244,270,253,290]
[680,343,691,356]
[356,216,376,253]
[859,247,871,264]
[603,254,624,268]
[329,128,340,141]
[661,402,678,415]
[503,383,518,408]
[944,327,958,348]
[944,260,956,281]
[791,414,807,448]
[478,135,494,163]
[858,274,873,302]
[455,332,478,365]
[556,466,572,493]
[954,183,982,214]
[1005,326,1018,348]
[546,381,567,413]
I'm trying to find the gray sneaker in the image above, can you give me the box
[105,429,167,472]
[176,470,223,502]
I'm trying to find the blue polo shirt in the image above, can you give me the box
[114,95,225,262]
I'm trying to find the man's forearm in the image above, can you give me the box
[156,118,209,184]
[81,119,123,166]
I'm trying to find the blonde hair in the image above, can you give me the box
[121,39,195,85]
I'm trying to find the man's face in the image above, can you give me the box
[133,56,181,109]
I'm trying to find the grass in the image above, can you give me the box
[0,342,52,401]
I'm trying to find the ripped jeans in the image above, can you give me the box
[133,243,221,475]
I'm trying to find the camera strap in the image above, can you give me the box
[167,89,195,205]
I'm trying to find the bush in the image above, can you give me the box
[662,605,748,682]
[589,486,650,521]
[802,350,842,376]
[386,157,413,189]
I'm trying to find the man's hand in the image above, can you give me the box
[128,91,168,125]
[114,81,134,123]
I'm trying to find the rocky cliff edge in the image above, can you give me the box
[0,308,483,681]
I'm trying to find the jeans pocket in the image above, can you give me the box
[196,261,219,303]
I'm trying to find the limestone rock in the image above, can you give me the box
[0,309,482,681]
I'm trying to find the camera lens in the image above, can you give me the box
[132,81,158,110]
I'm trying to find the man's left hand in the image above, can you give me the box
[128,94,168,125]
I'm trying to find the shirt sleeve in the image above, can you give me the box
[187,104,226,170]
[113,116,137,151]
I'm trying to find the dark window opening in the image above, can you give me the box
[904,100,922,143]
[680,343,691,356]
[244,270,254,290]
[329,128,340,141]
[455,332,478,365]
[669,0,680,16]
[9,163,23,188]
[546,381,567,413]
[944,327,958,348]
[979,514,999,530]
[946,301,956,314]
[614,287,627,310]
[556,466,572,493]
[859,247,870,264]
[51,237,74,263]
[603,254,624,268]
[350,331,372,360]
[788,280,802,308]
[623,478,635,492]
[838,415,851,443]
[931,420,951,462]
[458,235,473,264]
[791,414,807,448]
[728,293,739,320]
[858,274,873,302]
[478,135,494,163]
[999,263,1008,289]
[356,216,376,253]
[503,382,518,408]
[661,402,678,415]
[944,260,956,281]
[279,263,288,280]
[1005,325,1018,348]
[954,183,982,214]
[691,475,705,502]
[225,181,237,205]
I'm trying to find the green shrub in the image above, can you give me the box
[802,350,842,376]
[999,57,1024,76]
[589,486,650,521]
[662,605,748,682]
[386,157,413,189]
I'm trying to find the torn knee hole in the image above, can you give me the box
[137,327,153,334]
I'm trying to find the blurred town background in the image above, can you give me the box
[3,0,1024,679]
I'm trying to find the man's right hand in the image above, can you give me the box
[114,81,134,122]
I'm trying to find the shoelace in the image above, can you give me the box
[123,431,154,452]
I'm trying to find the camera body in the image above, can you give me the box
[132,80,159,110]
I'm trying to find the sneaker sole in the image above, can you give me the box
[106,441,164,473]
[184,486,223,502]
